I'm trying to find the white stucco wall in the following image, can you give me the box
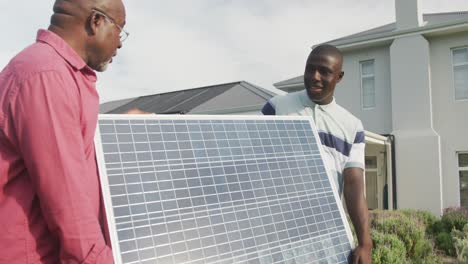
[428,32,468,208]
[390,35,443,216]
[335,45,392,134]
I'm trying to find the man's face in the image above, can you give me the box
[88,2,126,72]
[303,53,343,105]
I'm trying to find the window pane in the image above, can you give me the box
[363,99,375,108]
[453,48,468,65]
[459,153,468,167]
[460,170,468,207]
[361,61,374,75]
[362,77,375,108]
[454,65,468,100]
[365,171,378,209]
[365,156,377,169]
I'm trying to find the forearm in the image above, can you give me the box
[344,171,372,248]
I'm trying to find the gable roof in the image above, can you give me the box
[324,12,468,49]
[99,97,138,114]
[100,81,278,114]
[273,75,303,89]
[274,11,468,90]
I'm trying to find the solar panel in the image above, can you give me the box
[95,115,354,264]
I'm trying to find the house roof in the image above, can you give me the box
[325,11,468,48]
[273,75,303,89]
[99,97,138,114]
[274,11,468,89]
[100,81,277,114]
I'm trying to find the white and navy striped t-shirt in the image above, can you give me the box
[262,90,365,195]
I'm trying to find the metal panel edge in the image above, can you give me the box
[98,114,313,121]
[94,123,123,264]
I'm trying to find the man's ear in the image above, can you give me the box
[86,12,102,36]
[337,71,344,83]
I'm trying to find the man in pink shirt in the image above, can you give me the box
[0,0,127,263]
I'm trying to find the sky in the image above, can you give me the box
[1,0,468,103]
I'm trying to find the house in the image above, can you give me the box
[275,0,468,215]
[100,81,280,115]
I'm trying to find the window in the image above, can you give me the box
[459,153,468,207]
[360,60,376,109]
[365,156,378,209]
[452,47,468,100]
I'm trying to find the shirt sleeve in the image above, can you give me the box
[344,120,365,170]
[9,71,113,264]
[261,100,276,115]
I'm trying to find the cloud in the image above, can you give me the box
[99,0,396,102]
[1,0,468,103]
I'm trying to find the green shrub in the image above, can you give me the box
[452,224,468,262]
[371,230,407,264]
[428,220,444,235]
[370,210,425,259]
[401,209,438,234]
[442,207,468,232]
[398,210,444,262]
[409,254,443,264]
[429,207,468,257]
[412,238,433,259]
[435,231,455,256]
[370,210,443,263]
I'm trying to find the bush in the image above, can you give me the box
[409,254,443,264]
[452,224,468,262]
[371,230,407,264]
[412,238,433,260]
[428,220,445,235]
[370,210,425,259]
[370,210,442,263]
[430,207,468,257]
[401,209,438,234]
[434,232,455,257]
[442,207,468,232]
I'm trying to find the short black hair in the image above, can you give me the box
[309,44,343,64]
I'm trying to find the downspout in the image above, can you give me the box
[384,134,397,209]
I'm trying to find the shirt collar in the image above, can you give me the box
[299,89,337,110]
[36,29,96,78]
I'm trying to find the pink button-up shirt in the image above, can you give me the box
[0,30,113,263]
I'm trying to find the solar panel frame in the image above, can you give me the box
[94,114,355,264]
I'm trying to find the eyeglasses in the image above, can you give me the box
[92,9,129,42]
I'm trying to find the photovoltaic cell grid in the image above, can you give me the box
[95,116,353,264]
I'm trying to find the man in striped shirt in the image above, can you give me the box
[262,44,372,263]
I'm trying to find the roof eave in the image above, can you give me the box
[317,18,468,51]
[188,104,265,115]
[239,81,277,98]
[273,77,303,88]
[273,82,304,90]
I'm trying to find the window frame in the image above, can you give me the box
[359,59,376,110]
[458,152,468,207]
[451,47,468,101]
